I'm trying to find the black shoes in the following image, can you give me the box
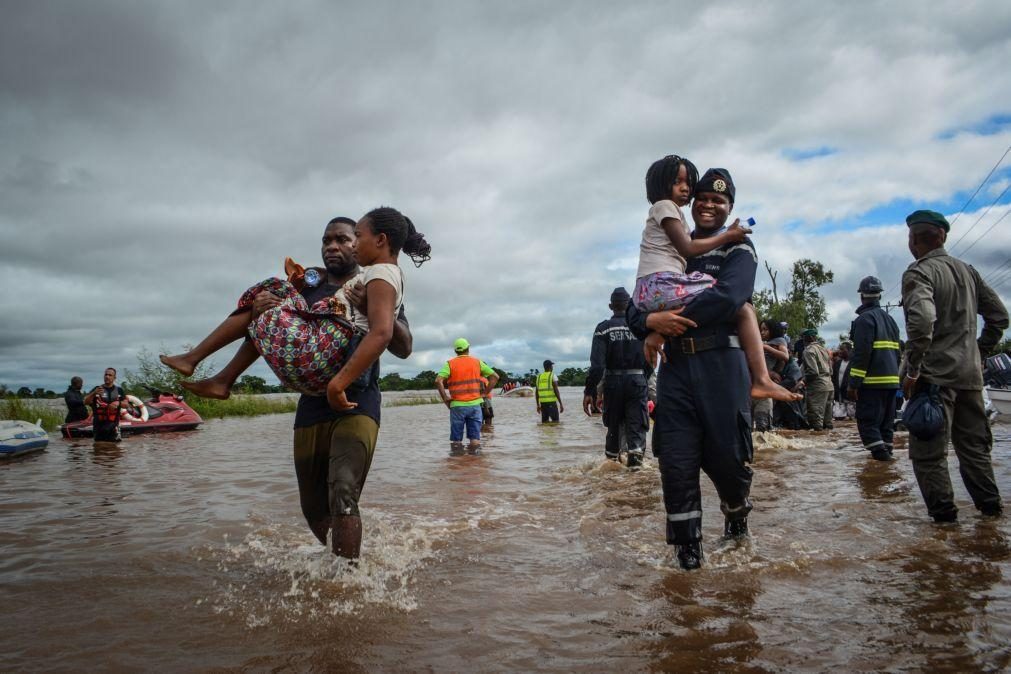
[626,452,643,469]
[675,542,703,570]
[724,517,749,539]
[871,447,894,461]
[931,510,958,523]
[981,505,1003,518]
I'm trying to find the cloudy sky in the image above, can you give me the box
[3,0,1011,391]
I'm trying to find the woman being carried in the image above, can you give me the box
[635,154,799,402]
[160,207,430,409]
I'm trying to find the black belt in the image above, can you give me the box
[604,369,644,376]
[667,333,741,355]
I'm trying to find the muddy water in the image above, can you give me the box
[2,387,1010,672]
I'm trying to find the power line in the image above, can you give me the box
[882,144,1011,303]
[959,207,1011,256]
[949,182,1011,256]
[983,257,1011,283]
[948,143,1011,230]
[988,268,1011,290]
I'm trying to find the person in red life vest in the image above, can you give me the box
[435,338,499,452]
[83,367,126,443]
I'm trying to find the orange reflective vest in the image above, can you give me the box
[447,356,484,403]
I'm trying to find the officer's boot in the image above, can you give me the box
[626,451,643,469]
[870,446,893,461]
[724,517,749,539]
[331,515,362,560]
[675,541,703,570]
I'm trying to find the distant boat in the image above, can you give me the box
[61,392,203,438]
[987,387,1011,417]
[501,386,535,398]
[0,419,49,458]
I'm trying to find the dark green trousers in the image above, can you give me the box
[907,387,1001,519]
[805,384,833,430]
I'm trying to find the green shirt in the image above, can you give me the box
[438,359,497,407]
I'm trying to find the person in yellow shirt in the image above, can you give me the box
[535,360,564,422]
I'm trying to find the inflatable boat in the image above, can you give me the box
[500,386,535,398]
[61,391,203,438]
[0,419,50,458]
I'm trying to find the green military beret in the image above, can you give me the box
[801,328,818,338]
[905,209,950,232]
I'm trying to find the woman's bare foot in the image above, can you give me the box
[160,353,196,377]
[180,377,231,399]
[751,377,803,402]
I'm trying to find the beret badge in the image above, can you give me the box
[713,179,727,193]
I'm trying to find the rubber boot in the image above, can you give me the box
[309,518,330,545]
[331,515,362,559]
[676,541,703,570]
[724,517,749,539]
[626,452,643,469]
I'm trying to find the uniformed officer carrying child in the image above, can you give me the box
[628,168,757,570]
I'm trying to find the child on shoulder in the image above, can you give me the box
[635,154,799,402]
[160,207,430,409]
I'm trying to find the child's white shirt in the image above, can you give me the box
[336,263,404,333]
[636,199,689,279]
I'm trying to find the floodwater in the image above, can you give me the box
[2,386,1010,672]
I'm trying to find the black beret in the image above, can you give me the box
[610,287,630,303]
[696,168,735,203]
[906,209,950,233]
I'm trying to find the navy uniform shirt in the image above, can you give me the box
[584,315,649,396]
[627,236,758,342]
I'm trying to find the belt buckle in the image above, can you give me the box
[681,337,695,355]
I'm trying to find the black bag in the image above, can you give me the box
[902,384,945,441]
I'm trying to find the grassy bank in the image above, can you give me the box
[385,396,442,407]
[0,398,65,431]
[187,395,298,419]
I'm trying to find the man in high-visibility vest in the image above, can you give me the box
[846,275,901,461]
[536,359,564,422]
[435,338,499,451]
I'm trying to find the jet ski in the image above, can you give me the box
[61,388,203,438]
[0,419,50,458]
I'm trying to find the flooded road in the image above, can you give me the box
[3,387,1010,671]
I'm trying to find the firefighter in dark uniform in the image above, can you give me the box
[583,287,651,468]
[627,168,755,570]
[846,275,901,460]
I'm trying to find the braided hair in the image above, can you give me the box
[361,207,432,267]
[645,154,699,204]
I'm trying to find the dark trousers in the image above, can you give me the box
[907,386,1001,519]
[603,374,648,458]
[93,421,120,443]
[652,348,754,545]
[805,383,834,430]
[855,387,897,452]
[540,402,559,423]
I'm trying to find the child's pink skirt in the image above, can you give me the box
[236,278,356,395]
[633,271,716,312]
